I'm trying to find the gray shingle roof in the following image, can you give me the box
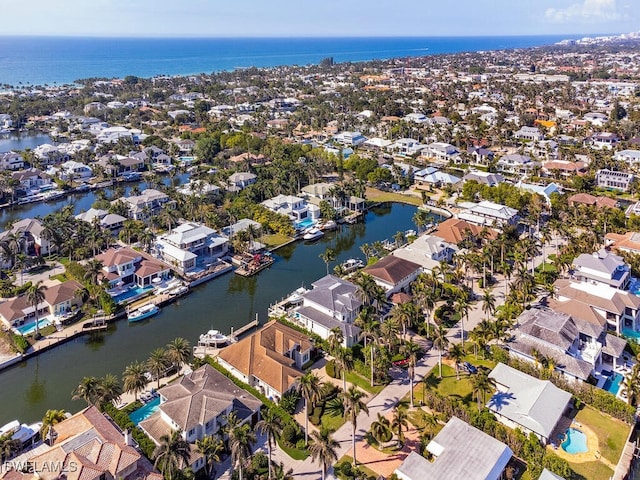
[304,275,362,315]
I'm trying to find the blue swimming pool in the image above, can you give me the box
[603,372,624,395]
[622,328,640,342]
[561,428,588,454]
[129,397,161,425]
[113,285,154,304]
[295,218,316,230]
[14,317,52,336]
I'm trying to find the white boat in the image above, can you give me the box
[319,220,338,231]
[405,229,417,237]
[127,304,160,322]
[198,329,231,347]
[169,285,189,297]
[341,258,364,273]
[0,420,42,448]
[303,227,324,241]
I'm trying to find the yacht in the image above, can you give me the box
[0,420,42,448]
[341,258,365,273]
[303,227,324,241]
[198,329,231,348]
[127,303,160,322]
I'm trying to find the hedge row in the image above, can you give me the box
[103,403,156,459]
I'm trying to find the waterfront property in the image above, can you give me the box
[261,194,319,223]
[392,234,457,273]
[0,217,54,260]
[117,188,176,222]
[291,274,362,347]
[0,406,162,480]
[0,279,83,333]
[571,249,631,290]
[487,363,572,445]
[138,364,261,473]
[432,217,498,244]
[155,221,229,274]
[596,169,634,192]
[457,200,519,228]
[217,320,313,400]
[362,255,421,297]
[394,416,513,480]
[96,247,170,293]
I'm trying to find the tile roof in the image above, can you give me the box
[432,218,497,244]
[363,256,421,285]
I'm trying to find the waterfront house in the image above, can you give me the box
[56,160,93,181]
[362,256,421,297]
[97,154,145,176]
[467,146,495,166]
[462,170,504,187]
[175,138,195,154]
[431,218,498,245]
[0,405,162,480]
[11,168,52,193]
[217,320,313,400]
[33,143,69,165]
[227,172,257,192]
[507,306,627,382]
[457,201,519,228]
[394,417,512,480]
[596,169,634,192]
[605,231,640,256]
[95,247,170,290]
[414,167,461,186]
[75,208,126,234]
[571,249,631,290]
[118,189,175,222]
[261,194,318,223]
[0,151,24,171]
[155,222,228,274]
[0,218,54,258]
[496,153,538,175]
[176,180,220,198]
[0,280,84,332]
[392,234,457,273]
[292,275,362,347]
[138,364,261,473]
[487,363,572,445]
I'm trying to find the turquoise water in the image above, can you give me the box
[129,397,160,425]
[561,428,588,454]
[0,35,581,86]
[603,372,624,395]
[295,218,316,230]
[15,318,52,336]
[622,328,640,342]
[113,285,154,304]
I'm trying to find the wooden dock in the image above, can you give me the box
[230,318,259,340]
[234,255,274,277]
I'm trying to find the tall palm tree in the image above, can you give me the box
[402,340,422,408]
[622,366,640,406]
[256,407,283,480]
[448,344,465,380]
[319,248,336,276]
[26,280,48,338]
[72,376,104,407]
[98,373,122,409]
[334,347,354,392]
[0,436,21,462]
[123,361,148,401]
[296,371,323,445]
[481,288,496,321]
[195,435,225,479]
[432,324,449,379]
[166,337,191,371]
[228,422,257,480]
[153,429,191,480]
[309,427,339,480]
[370,413,392,444]
[40,409,67,445]
[391,406,409,446]
[147,348,170,389]
[326,385,369,466]
[455,295,470,348]
[83,259,104,286]
[327,327,344,355]
[470,369,496,410]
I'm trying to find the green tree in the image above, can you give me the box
[147,348,170,389]
[448,344,465,380]
[26,280,48,338]
[166,337,191,371]
[153,429,191,480]
[297,371,323,445]
[432,324,449,379]
[309,427,339,480]
[122,361,148,401]
[195,435,225,479]
[255,407,284,480]
[40,409,67,445]
[71,376,104,407]
[326,385,369,466]
[228,422,257,480]
[402,339,422,408]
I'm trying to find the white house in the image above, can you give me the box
[0,151,24,171]
[261,194,318,222]
[458,201,519,228]
[514,126,544,141]
[596,169,634,192]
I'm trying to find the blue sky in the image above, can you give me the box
[1,0,637,37]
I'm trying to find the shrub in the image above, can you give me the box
[12,334,29,354]
[280,389,300,414]
[296,438,306,450]
[281,424,298,448]
[326,359,337,378]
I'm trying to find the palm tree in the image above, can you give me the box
[147,348,170,389]
[370,413,392,444]
[327,327,344,355]
[622,366,640,406]
[391,405,409,446]
[256,407,283,480]
[402,340,422,408]
[334,347,354,392]
[271,462,295,480]
[98,373,122,409]
[71,376,104,407]
[432,324,449,379]
[309,427,339,480]
[122,361,148,401]
[319,248,336,275]
[297,371,323,445]
[326,385,369,466]
[228,422,257,480]
[153,429,191,480]
[166,337,191,371]
[470,369,496,409]
[83,259,104,286]
[448,344,465,380]
[455,295,470,348]
[26,280,48,338]
[0,436,21,462]
[195,435,225,479]
[481,288,496,321]
[40,409,67,445]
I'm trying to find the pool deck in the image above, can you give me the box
[549,420,616,470]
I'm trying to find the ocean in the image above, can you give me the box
[0,35,581,87]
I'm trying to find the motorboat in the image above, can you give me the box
[341,258,364,273]
[319,220,338,231]
[198,329,231,347]
[169,285,189,297]
[303,227,324,241]
[0,420,42,448]
[127,304,160,322]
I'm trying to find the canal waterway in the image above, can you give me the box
[0,202,433,424]
[0,133,53,151]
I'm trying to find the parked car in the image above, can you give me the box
[463,361,477,374]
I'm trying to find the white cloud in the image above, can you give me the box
[545,0,623,23]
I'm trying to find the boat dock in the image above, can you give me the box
[193,317,260,358]
[234,253,274,277]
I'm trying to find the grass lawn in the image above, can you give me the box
[49,273,68,282]
[418,363,495,411]
[321,410,345,432]
[364,187,423,206]
[570,461,614,480]
[462,352,497,370]
[262,233,292,249]
[345,371,385,395]
[277,439,309,460]
[335,456,378,479]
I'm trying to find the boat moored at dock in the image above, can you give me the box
[127,304,160,322]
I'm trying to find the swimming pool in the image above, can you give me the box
[603,372,624,395]
[295,218,316,230]
[561,428,588,454]
[129,397,161,425]
[14,318,52,336]
[112,285,154,304]
[622,328,640,342]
